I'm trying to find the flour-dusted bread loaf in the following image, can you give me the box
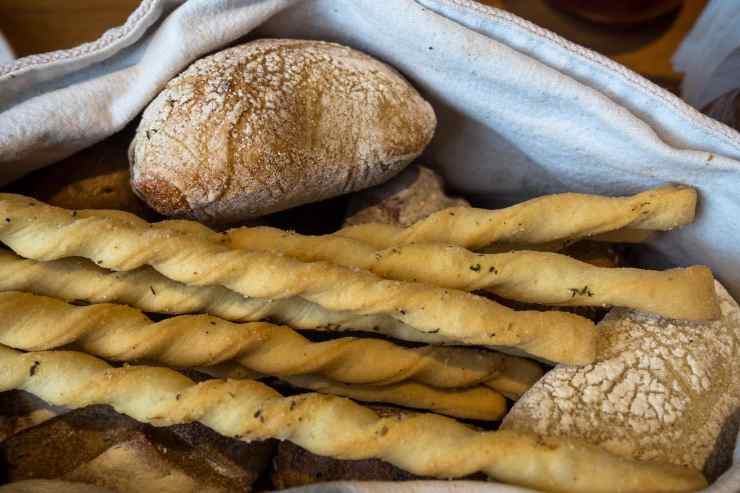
[503,280,740,481]
[129,39,436,223]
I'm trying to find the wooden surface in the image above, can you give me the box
[0,0,706,88]
[0,0,140,57]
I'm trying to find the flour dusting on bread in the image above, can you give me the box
[130,39,436,222]
[503,280,740,479]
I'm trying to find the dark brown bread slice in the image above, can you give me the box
[271,440,420,489]
[0,401,275,492]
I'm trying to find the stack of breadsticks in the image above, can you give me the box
[0,185,718,493]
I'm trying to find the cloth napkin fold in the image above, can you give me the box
[0,1,739,491]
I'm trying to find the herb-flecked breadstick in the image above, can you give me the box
[0,251,543,399]
[282,375,506,420]
[0,250,417,341]
[0,194,597,364]
[225,227,718,320]
[78,194,717,321]
[0,291,541,398]
[196,364,506,420]
[0,346,706,493]
[335,185,697,250]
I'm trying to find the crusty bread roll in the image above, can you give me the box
[129,39,436,223]
[503,280,740,481]
[344,165,469,227]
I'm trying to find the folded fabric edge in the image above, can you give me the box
[0,0,160,79]
[422,0,740,155]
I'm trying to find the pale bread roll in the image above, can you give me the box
[344,165,469,227]
[503,280,740,480]
[130,39,436,223]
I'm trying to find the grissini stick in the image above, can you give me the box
[0,194,596,364]
[0,250,421,343]
[77,201,719,321]
[0,249,469,354]
[0,346,706,493]
[281,376,506,420]
[194,363,506,420]
[224,227,718,321]
[335,185,697,250]
[0,291,540,399]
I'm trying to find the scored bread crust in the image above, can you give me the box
[503,280,740,480]
[0,290,540,400]
[0,194,597,364]
[336,185,697,250]
[129,39,436,222]
[0,346,706,493]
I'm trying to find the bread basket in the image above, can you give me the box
[0,0,739,491]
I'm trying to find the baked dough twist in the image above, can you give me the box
[335,185,696,250]
[77,194,717,320]
[0,291,540,400]
[282,376,505,420]
[0,247,456,348]
[0,194,596,364]
[225,227,718,320]
[195,363,505,420]
[0,250,419,342]
[0,346,706,493]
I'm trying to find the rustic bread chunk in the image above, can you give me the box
[130,39,436,223]
[503,280,740,481]
[344,165,468,227]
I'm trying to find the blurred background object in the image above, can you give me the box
[673,0,740,131]
[0,0,138,57]
[2,0,728,123]
[0,0,706,95]
[546,0,685,25]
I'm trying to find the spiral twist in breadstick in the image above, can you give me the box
[0,250,421,338]
[335,185,696,250]
[0,247,455,348]
[195,363,504,420]
[0,194,596,364]
[76,194,716,320]
[0,345,705,493]
[225,227,718,320]
[0,291,541,402]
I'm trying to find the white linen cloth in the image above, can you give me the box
[0,1,739,491]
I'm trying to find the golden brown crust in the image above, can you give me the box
[130,39,436,223]
[130,174,189,217]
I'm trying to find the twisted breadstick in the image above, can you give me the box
[335,185,696,250]
[0,248,475,357]
[0,291,542,399]
[78,198,718,320]
[283,376,505,420]
[0,250,420,339]
[225,227,719,320]
[196,364,505,420]
[0,194,596,364]
[0,346,706,493]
